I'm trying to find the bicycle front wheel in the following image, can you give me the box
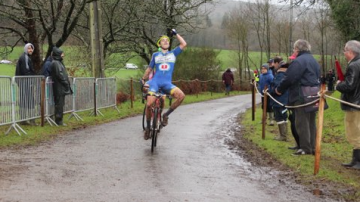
[151,108,159,153]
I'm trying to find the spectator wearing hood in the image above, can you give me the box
[16,43,36,76]
[222,68,234,96]
[50,47,72,126]
[259,63,275,126]
[15,43,38,125]
[42,56,53,77]
[326,69,335,91]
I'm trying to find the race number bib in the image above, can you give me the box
[159,63,170,71]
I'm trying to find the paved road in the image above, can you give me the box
[0,94,335,201]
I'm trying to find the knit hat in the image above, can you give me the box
[267,59,273,63]
[261,63,269,70]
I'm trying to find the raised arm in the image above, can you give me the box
[172,29,187,50]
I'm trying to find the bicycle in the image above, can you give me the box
[140,80,172,153]
[141,81,172,130]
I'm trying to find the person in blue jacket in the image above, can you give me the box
[259,63,274,125]
[270,61,289,141]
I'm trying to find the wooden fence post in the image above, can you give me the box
[252,79,255,121]
[262,86,268,139]
[314,82,326,175]
[130,78,133,109]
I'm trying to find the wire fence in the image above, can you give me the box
[117,77,252,105]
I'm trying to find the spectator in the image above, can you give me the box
[271,56,283,74]
[288,108,300,150]
[336,40,360,169]
[287,52,300,150]
[42,56,52,77]
[259,63,274,126]
[15,43,37,126]
[270,61,289,141]
[50,47,72,126]
[275,39,320,155]
[222,68,234,96]
[326,69,335,91]
[253,69,259,84]
[267,58,275,75]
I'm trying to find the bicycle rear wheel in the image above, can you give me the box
[142,104,146,130]
[151,108,159,153]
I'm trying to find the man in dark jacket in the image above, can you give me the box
[16,43,36,76]
[326,70,335,91]
[50,47,72,126]
[276,39,320,155]
[336,40,360,169]
[222,68,234,95]
[42,56,52,77]
[15,43,37,125]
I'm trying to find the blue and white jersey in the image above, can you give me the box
[149,46,182,82]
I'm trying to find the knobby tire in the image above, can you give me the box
[142,104,146,130]
[151,108,158,153]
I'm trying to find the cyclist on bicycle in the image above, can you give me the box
[142,70,166,109]
[141,29,187,140]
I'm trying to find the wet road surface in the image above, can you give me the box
[0,94,337,201]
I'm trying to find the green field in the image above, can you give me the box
[0,46,346,79]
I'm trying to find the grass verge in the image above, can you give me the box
[239,91,360,201]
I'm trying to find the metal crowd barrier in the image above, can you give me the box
[45,77,56,126]
[6,76,44,135]
[0,77,12,127]
[95,78,120,116]
[69,77,95,121]
[64,77,74,114]
[1,76,121,135]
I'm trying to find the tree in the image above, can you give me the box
[313,2,332,74]
[0,0,94,71]
[73,0,213,70]
[225,5,251,81]
[174,48,220,81]
[282,0,360,41]
[247,0,273,66]
[271,13,290,55]
[327,0,360,40]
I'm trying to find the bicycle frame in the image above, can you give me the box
[150,93,164,131]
